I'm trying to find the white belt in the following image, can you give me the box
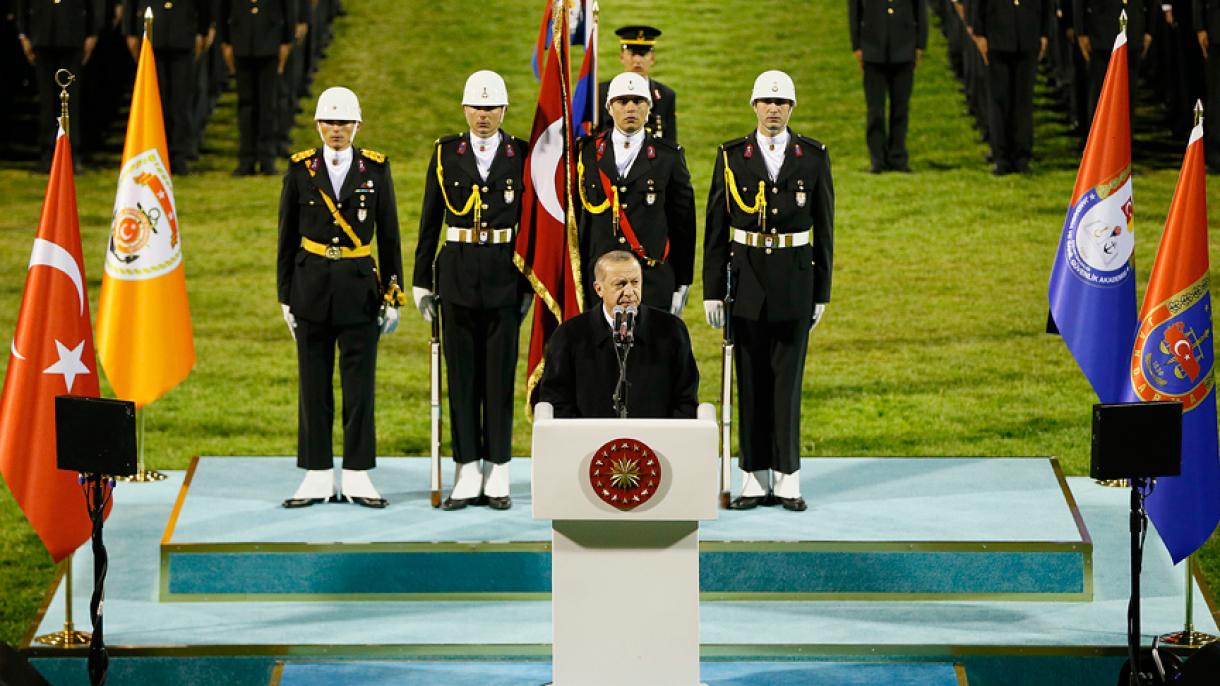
[731,229,810,249]
[446,227,514,245]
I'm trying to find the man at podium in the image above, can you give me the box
[538,251,698,418]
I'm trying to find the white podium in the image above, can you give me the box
[532,402,719,686]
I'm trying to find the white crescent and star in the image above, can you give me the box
[9,240,89,386]
[1174,339,1194,361]
[42,339,90,393]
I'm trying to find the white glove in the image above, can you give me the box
[412,286,436,322]
[670,285,690,316]
[520,293,533,317]
[379,305,400,335]
[704,300,725,329]
[280,303,297,341]
[810,303,827,332]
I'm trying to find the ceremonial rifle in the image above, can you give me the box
[719,264,735,509]
[430,274,443,508]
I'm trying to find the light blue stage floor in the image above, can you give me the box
[24,457,1220,686]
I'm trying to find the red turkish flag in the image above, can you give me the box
[0,129,105,562]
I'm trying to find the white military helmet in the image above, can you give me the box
[314,86,362,122]
[605,72,652,109]
[750,70,797,106]
[462,70,509,107]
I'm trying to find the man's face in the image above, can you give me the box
[317,120,357,150]
[464,105,506,138]
[753,98,793,136]
[619,47,655,75]
[594,259,643,315]
[608,96,650,134]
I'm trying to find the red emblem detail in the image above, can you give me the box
[309,157,319,172]
[744,144,754,159]
[596,137,607,160]
[505,143,515,158]
[457,140,468,155]
[794,144,804,158]
[358,159,366,173]
[646,145,656,160]
[653,88,662,100]
[589,438,662,511]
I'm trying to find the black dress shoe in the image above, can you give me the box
[728,495,767,510]
[992,163,1012,177]
[232,163,256,176]
[777,496,807,512]
[171,159,192,176]
[868,164,884,174]
[347,495,388,509]
[441,496,475,511]
[891,163,912,173]
[259,159,278,175]
[282,496,327,508]
[485,495,512,510]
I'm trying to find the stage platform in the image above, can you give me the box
[160,456,1091,600]
[22,456,1220,686]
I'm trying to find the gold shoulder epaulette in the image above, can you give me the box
[291,149,315,163]
[361,149,387,163]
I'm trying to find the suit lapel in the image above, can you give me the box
[457,133,482,184]
[774,132,799,184]
[308,149,336,199]
[744,131,769,184]
[337,152,363,201]
[595,134,619,184]
[622,134,654,185]
[486,131,510,182]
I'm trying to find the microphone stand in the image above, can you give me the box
[612,309,633,418]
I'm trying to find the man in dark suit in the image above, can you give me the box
[1075,0,1154,126]
[412,71,529,511]
[538,250,699,419]
[577,71,696,315]
[703,71,834,513]
[124,0,208,175]
[16,0,103,171]
[596,25,678,142]
[277,86,404,509]
[217,0,293,175]
[972,0,1053,174]
[1196,0,1220,170]
[848,0,927,173]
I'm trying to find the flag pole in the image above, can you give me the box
[1159,556,1219,646]
[591,1,600,131]
[34,556,91,647]
[119,407,166,482]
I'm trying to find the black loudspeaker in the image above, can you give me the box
[1091,402,1183,480]
[1178,641,1220,685]
[54,395,137,477]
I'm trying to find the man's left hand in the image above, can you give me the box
[810,303,827,332]
[520,293,533,317]
[379,306,400,335]
[670,285,689,316]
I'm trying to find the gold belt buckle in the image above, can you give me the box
[763,235,774,249]
[478,229,489,245]
[325,245,343,260]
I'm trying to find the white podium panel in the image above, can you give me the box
[532,403,718,686]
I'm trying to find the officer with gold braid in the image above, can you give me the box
[703,71,834,513]
[411,71,530,511]
[577,71,695,314]
[277,86,405,509]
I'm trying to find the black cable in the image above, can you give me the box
[79,475,113,686]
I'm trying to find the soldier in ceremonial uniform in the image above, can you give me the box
[1074,0,1153,127]
[972,0,1052,174]
[124,0,209,176]
[703,71,834,513]
[277,86,404,509]
[411,71,529,511]
[217,0,294,175]
[848,0,927,173]
[577,71,695,314]
[597,25,678,142]
[1197,0,1220,171]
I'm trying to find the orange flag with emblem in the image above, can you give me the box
[96,30,194,408]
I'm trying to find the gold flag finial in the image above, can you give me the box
[55,69,74,138]
[551,0,564,48]
[144,6,153,41]
[1119,9,1127,36]
[1195,100,1205,128]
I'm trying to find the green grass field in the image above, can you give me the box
[2,0,1218,645]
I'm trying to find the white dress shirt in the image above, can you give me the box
[611,127,646,178]
[757,129,790,181]
[323,146,353,198]
[470,130,501,181]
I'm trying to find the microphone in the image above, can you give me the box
[612,305,625,343]
[621,306,638,345]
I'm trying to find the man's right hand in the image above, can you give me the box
[1078,35,1092,62]
[704,300,725,329]
[1200,31,1210,59]
[18,35,34,65]
[222,43,235,74]
[413,287,437,322]
[281,303,297,341]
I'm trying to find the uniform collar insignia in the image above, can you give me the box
[358,158,366,173]
[505,140,515,157]
[309,157,319,171]
[457,140,468,155]
[646,145,656,160]
[653,88,662,100]
[794,143,804,158]
[596,136,607,160]
[744,143,754,159]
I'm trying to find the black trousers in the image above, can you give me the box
[295,318,379,470]
[985,49,1037,168]
[441,302,519,465]
[862,60,914,169]
[734,315,810,476]
[1205,50,1220,168]
[155,48,196,165]
[33,47,82,162]
[1086,47,1140,131]
[234,54,279,166]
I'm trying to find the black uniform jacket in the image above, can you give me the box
[1074,0,1153,46]
[412,131,529,310]
[848,0,928,63]
[704,130,834,322]
[576,130,696,309]
[217,0,293,57]
[597,78,678,142]
[537,306,699,419]
[1196,0,1220,36]
[278,147,403,326]
[124,0,209,50]
[971,0,1052,52]
[16,0,103,48]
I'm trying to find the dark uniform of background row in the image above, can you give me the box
[597,77,678,143]
[848,0,928,171]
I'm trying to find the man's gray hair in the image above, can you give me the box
[593,250,639,282]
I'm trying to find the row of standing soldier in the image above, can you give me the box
[6,0,342,175]
[276,27,835,515]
